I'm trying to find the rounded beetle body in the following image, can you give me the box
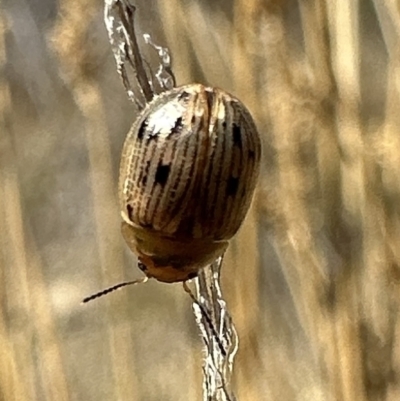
[119,84,261,283]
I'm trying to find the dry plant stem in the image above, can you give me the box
[51,1,139,400]
[0,11,70,401]
[264,0,400,399]
[1,129,70,400]
[1,181,70,401]
[191,259,239,401]
[229,2,263,400]
[72,81,139,401]
[105,0,152,107]
[0,12,34,401]
[105,0,175,106]
[260,4,336,399]
[105,2,239,400]
[4,180,71,401]
[326,2,366,400]
[298,1,347,399]
[373,5,400,401]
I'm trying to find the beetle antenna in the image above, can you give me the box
[82,277,148,304]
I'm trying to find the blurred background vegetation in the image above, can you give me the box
[1,0,400,400]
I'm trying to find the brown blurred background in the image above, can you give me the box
[1,0,400,400]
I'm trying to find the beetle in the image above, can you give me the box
[119,83,261,283]
[83,83,261,303]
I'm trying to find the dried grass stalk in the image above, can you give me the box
[102,1,240,400]
[51,1,139,399]
[0,9,71,401]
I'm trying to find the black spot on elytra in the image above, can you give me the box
[232,123,242,148]
[155,163,171,186]
[137,119,148,140]
[126,204,134,220]
[248,150,255,159]
[222,121,227,129]
[226,176,239,197]
[178,91,190,101]
[171,117,183,135]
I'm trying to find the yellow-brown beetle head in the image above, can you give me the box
[121,221,229,283]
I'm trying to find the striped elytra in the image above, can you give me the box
[119,84,261,283]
